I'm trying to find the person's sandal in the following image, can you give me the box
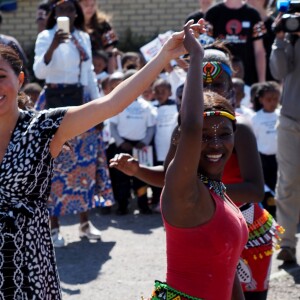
[51,228,65,248]
[79,221,101,240]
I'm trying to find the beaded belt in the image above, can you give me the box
[142,280,204,300]
[239,203,284,260]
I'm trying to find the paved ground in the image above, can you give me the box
[55,205,300,300]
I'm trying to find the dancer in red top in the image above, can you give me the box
[158,21,248,299]
[164,185,248,299]
[110,42,283,300]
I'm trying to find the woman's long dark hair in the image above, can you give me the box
[0,44,33,110]
[88,7,111,31]
[46,0,85,31]
[78,0,113,51]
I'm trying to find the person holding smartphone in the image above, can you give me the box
[33,0,114,247]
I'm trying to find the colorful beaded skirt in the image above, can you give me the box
[142,281,203,300]
[240,202,284,260]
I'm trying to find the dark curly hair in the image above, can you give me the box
[0,44,33,110]
[177,90,236,131]
[203,90,235,116]
[46,0,85,31]
[252,81,281,112]
[204,40,233,67]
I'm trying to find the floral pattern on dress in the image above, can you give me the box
[36,89,115,217]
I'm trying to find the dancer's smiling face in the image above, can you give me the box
[199,115,234,180]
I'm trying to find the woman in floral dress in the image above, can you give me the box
[33,0,115,246]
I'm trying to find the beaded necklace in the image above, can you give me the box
[199,174,226,200]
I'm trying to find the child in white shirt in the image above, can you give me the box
[232,77,255,125]
[151,78,178,211]
[110,70,156,214]
[251,81,281,216]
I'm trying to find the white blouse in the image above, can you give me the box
[33,25,99,100]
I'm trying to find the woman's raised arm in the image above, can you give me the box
[50,29,193,156]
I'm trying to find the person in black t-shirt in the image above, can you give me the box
[246,0,276,81]
[205,0,266,85]
[185,0,215,24]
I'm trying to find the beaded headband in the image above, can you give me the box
[203,61,232,84]
[203,110,236,121]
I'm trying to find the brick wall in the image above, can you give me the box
[99,0,199,36]
[0,0,199,55]
[1,1,38,51]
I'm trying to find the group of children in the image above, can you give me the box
[232,74,281,217]
[91,41,282,219]
[109,36,285,299]
[92,54,182,214]
[21,34,282,219]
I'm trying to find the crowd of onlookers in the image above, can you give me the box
[1,0,299,265]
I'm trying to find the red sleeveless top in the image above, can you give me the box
[222,152,244,207]
[163,190,248,300]
[223,151,243,184]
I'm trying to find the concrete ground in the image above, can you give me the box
[55,206,300,300]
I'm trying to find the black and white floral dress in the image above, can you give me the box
[0,108,67,300]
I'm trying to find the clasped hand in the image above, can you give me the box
[162,19,206,61]
[183,19,205,59]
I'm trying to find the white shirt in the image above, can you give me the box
[33,26,99,100]
[102,119,114,144]
[160,67,186,98]
[251,108,280,155]
[240,84,251,108]
[154,101,178,161]
[235,105,255,127]
[110,98,156,141]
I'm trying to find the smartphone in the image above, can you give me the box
[57,16,70,34]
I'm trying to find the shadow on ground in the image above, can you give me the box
[55,238,116,285]
[278,262,300,284]
[60,205,164,235]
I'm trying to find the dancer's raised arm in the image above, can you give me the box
[162,20,206,226]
